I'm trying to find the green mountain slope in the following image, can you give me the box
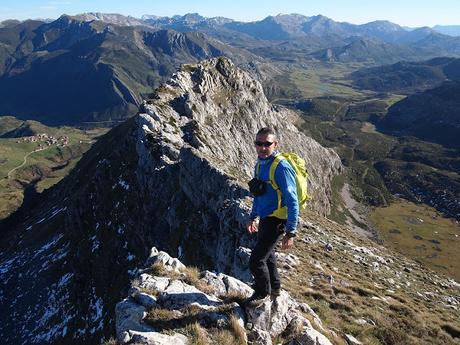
[351,57,454,93]
[380,80,460,149]
[0,16,257,125]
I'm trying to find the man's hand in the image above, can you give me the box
[281,235,294,250]
[247,219,258,234]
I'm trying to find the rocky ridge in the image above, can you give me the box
[0,57,342,344]
[138,57,342,215]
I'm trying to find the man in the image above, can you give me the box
[246,127,298,305]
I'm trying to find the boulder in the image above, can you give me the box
[269,290,303,337]
[136,274,170,293]
[345,333,363,345]
[133,292,158,309]
[128,330,188,345]
[245,297,272,331]
[200,270,253,298]
[115,298,155,343]
[287,325,334,345]
[148,250,186,272]
[248,328,272,345]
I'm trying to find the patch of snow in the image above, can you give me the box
[30,278,74,344]
[58,273,74,288]
[49,207,66,219]
[0,257,17,275]
[91,296,104,322]
[74,328,86,338]
[32,234,64,260]
[36,217,47,224]
[98,159,110,166]
[87,287,105,334]
[91,239,100,253]
[117,176,130,190]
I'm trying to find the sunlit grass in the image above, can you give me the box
[0,118,109,219]
[370,198,460,281]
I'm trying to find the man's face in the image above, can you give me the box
[255,133,277,159]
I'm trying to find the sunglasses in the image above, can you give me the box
[254,141,274,147]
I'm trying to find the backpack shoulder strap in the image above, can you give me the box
[269,154,286,189]
[269,154,287,219]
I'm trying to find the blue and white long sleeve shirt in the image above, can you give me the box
[249,153,299,234]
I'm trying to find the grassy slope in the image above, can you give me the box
[0,119,108,219]
[284,210,460,345]
[0,116,24,135]
[369,199,460,281]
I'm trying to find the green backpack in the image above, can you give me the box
[268,153,310,219]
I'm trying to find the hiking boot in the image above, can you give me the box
[245,293,269,307]
[270,288,281,300]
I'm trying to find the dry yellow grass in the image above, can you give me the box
[148,263,216,295]
[181,266,216,295]
[102,337,118,345]
[145,307,182,330]
[184,322,211,345]
[227,315,246,345]
[219,290,247,306]
[277,210,460,345]
[211,329,241,345]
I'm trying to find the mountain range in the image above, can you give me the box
[433,25,460,37]
[0,15,260,125]
[1,13,460,125]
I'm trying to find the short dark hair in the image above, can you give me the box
[256,127,276,137]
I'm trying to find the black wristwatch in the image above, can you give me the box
[285,232,296,238]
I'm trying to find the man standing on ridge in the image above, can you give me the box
[246,127,298,305]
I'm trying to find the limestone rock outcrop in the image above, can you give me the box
[116,248,333,345]
[0,57,341,344]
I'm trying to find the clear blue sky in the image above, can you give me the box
[1,0,459,27]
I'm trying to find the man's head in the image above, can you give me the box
[255,127,278,159]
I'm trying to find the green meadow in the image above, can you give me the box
[370,199,460,281]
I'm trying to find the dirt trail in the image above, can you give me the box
[7,147,50,179]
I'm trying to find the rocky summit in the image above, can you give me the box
[0,57,342,344]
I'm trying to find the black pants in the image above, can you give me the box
[249,216,285,296]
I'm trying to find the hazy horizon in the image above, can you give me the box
[0,0,459,28]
